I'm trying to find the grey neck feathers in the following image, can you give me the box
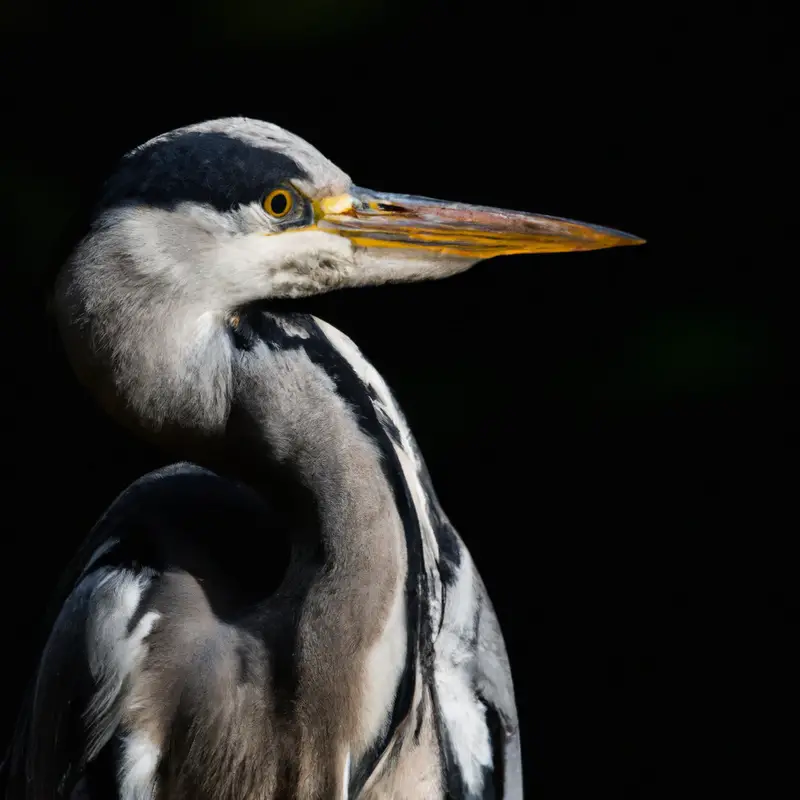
[229,331,405,565]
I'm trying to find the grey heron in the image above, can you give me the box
[2,118,643,799]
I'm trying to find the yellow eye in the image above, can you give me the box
[263,188,294,218]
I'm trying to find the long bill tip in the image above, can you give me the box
[317,188,647,258]
[609,231,647,247]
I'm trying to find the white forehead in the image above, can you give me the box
[132,117,351,197]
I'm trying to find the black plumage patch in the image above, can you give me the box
[435,522,462,587]
[481,702,506,800]
[231,309,317,352]
[366,385,404,448]
[416,464,462,588]
[96,131,308,215]
[227,311,259,351]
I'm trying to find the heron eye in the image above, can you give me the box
[264,188,294,219]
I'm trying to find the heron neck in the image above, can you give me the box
[223,311,407,585]
[216,312,411,784]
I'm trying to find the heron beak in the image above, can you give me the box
[314,188,645,259]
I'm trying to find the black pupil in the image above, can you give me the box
[270,192,289,215]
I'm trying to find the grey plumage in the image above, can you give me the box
[3,117,643,799]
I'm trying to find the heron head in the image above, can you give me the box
[54,117,644,434]
[72,117,643,312]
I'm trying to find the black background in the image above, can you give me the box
[0,2,793,796]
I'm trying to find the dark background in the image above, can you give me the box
[0,2,793,796]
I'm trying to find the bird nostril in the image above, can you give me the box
[376,202,408,213]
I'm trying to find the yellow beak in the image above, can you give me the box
[314,187,644,260]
